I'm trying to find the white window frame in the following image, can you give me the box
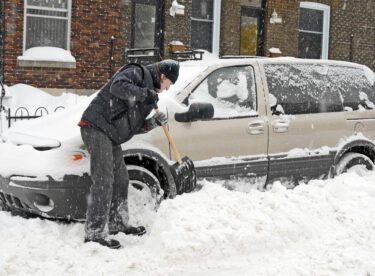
[212,0,221,56]
[191,0,221,56]
[299,2,330,59]
[23,0,72,53]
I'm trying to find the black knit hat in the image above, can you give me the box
[158,59,179,84]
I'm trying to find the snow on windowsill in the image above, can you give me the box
[17,47,76,69]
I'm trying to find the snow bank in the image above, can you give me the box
[5,84,86,113]
[1,172,375,275]
[18,47,76,63]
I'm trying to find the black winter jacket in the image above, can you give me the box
[80,63,160,145]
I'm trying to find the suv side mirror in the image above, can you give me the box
[175,102,214,122]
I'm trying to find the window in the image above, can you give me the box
[327,66,375,111]
[190,66,257,118]
[265,63,375,115]
[191,0,221,55]
[133,3,156,48]
[265,63,343,115]
[24,0,71,51]
[298,2,330,59]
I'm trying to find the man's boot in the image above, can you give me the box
[109,225,146,236]
[84,237,121,249]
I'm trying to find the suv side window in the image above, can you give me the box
[327,65,375,111]
[189,66,257,118]
[265,63,344,115]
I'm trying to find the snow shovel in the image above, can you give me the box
[155,108,197,194]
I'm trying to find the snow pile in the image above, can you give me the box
[1,88,92,144]
[1,172,375,275]
[5,84,86,113]
[17,47,76,63]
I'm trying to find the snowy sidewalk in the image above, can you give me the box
[1,172,375,276]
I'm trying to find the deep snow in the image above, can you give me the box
[1,172,375,276]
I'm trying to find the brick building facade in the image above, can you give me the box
[265,0,375,69]
[1,0,375,94]
[2,0,124,94]
[0,0,4,77]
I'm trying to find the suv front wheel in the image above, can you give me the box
[127,165,165,227]
[334,152,375,176]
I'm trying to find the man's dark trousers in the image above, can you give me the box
[81,126,129,240]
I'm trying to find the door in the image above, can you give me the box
[240,4,265,56]
[165,64,269,186]
[262,62,347,183]
[132,0,164,53]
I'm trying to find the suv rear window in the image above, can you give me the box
[265,63,375,115]
[327,65,375,111]
[265,64,332,114]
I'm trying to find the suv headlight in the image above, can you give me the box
[69,151,86,163]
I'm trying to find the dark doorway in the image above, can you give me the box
[240,3,265,56]
[131,0,164,55]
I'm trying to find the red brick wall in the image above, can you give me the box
[329,0,375,69]
[264,0,375,71]
[0,1,4,76]
[220,0,241,56]
[4,0,124,91]
[164,0,192,58]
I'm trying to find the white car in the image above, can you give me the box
[1,57,375,221]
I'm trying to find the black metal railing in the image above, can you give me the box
[169,49,205,62]
[125,47,162,65]
[6,106,65,128]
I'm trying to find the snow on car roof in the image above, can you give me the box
[258,57,375,85]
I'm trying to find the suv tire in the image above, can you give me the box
[334,152,375,176]
[128,165,164,210]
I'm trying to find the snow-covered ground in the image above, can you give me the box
[1,172,375,276]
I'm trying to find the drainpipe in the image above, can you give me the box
[109,36,115,79]
[349,34,354,62]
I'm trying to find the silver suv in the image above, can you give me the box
[153,58,375,186]
[1,57,375,219]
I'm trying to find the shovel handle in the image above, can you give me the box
[155,108,183,164]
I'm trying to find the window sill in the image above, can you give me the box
[17,59,76,69]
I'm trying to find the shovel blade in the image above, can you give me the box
[170,156,197,194]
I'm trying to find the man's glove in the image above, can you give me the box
[146,89,159,108]
[153,111,168,126]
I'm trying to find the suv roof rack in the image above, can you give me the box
[220,55,266,59]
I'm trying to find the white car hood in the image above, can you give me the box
[1,132,61,148]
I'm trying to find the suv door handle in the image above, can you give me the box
[272,120,289,133]
[247,120,264,135]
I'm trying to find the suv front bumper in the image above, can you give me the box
[0,173,92,220]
